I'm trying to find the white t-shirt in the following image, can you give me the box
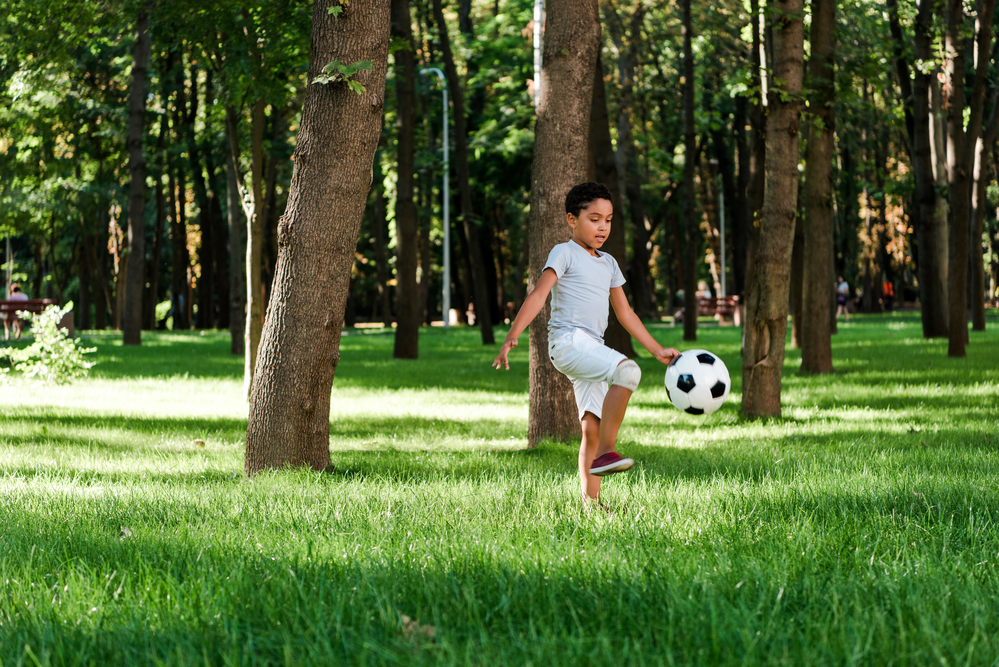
[543,240,626,343]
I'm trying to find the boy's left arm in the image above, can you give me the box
[609,287,679,365]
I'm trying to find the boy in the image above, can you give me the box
[492,182,678,503]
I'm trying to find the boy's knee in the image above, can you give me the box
[610,360,641,392]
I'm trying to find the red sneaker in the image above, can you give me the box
[589,452,634,476]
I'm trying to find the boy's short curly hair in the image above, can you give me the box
[565,182,613,217]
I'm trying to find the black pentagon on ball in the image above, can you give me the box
[696,353,716,365]
[664,384,673,402]
[676,374,696,393]
[685,406,704,415]
[710,380,726,398]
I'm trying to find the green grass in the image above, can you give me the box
[2,313,999,665]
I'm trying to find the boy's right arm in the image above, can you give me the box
[492,269,559,370]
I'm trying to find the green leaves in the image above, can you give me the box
[313,59,374,94]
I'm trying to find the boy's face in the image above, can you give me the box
[567,198,613,252]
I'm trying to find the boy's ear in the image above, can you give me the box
[566,212,577,228]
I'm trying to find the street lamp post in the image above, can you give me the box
[420,67,450,329]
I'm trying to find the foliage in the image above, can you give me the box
[2,317,999,663]
[313,59,374,93]
[0,302,96,382]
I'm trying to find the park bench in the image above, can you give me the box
[0,299,74,337]
[673,295,742,326]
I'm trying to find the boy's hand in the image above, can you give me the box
[653,347,680,365]
[492,338,518,370]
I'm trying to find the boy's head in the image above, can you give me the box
[10,283,20,294]
[565,182,613,251]
[565,182,613,218]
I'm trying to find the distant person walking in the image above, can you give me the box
[836,276,850,321]
[3,283,29,340]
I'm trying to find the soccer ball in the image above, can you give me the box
[664,349,731,416]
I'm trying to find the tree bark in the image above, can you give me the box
[734,95,749,298]
[588,49,636,358]
[790,207,803,347]
[225,111,246,355]
[801,0,835,374]
[527,0,600,446]
[433,0,495,345]
[945,0,994,356]
[123,5,152,346]
[393,0,420,358]
[741,0,804,418]
[371,144,394,327]
[681,0,697,342]
[245,0,390,474]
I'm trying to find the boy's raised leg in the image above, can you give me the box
[579,413,602,499]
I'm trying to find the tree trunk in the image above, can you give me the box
[733,95,749,298]
[697,155,723,296]
[123,5,152,346]
[801,0,835,374]
[945,0,994,356]
[244,0,390,474]
[588,49,635,358]
[681,0,697,342]
[745,0,766,304]
[371,144,394,327]
[433,0,494,345]
[527,0,600,446]
[146,115,167,330]
[170,158,191,330]
[225,112,246,355]
[741,0,804,418]
[393,0,420,358]
[971,96,999,331]
[78,229,91,330]
[608,2,654,319]
[790,209,803,347]
[244,98,267,394]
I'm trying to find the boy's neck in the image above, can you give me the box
[571,236,599,257]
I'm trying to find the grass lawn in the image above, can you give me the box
[2,313,999,665]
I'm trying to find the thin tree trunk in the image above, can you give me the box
[588,49,635,358]
[945,0,994,356]
[146,114,167,330]
[801,0,835,374]
[245,0,390,474]
[527,0,600,446]
[734,95,749,298]
[245,98,266,394]
[681,0,697,342]
[790,208,804,347]
[393,0,420,358]
[607,2,654,319]
[123,4,152,346]
[78,223,92,330]
[741,0,804,418]
[433,0,494,345]
[225,112,246,355]
[971,95,999,331]
[371,145,393,327]
[745,0,766,305]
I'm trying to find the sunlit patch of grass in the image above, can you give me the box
[1,314,999,664]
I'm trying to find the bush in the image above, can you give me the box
[0,302,96,383]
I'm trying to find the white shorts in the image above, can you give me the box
[548,328,629,420]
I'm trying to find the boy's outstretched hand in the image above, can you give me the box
[653,347,680,365]
[492,338,518,370]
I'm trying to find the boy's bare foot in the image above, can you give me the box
[589,452,634,476]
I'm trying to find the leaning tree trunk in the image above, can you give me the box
[123,5,152,346]
[801,0,835,374]
[393,0,420,358]
[587,49,635,358]
[945,0,994,357]
[681,0,697,342]
[527,0,600,447]
[742,0,804,418]
[433,0,494,345]
[245,0,389,474]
